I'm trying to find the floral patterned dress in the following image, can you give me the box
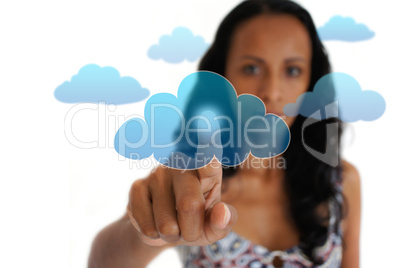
[176,194,343,268]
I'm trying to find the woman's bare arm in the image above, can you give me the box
[341,160,361,268]
[88,159,237,268]
[88,212,171,268]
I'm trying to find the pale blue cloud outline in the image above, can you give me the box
[317,15,375,42]
[148,26,209,63]
[283,72,385,122]
[114,71,291,169]
[54,64,150,105]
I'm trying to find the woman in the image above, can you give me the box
[88,0,361,267]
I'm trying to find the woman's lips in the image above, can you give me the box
[266,110,284,116]
[266,110,287,120]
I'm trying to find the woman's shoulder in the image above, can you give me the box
[341,159,360,183]
[340,159,361,198]
[340,159,361,234]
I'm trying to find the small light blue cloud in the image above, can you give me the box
[54,64,150,105]
[318,15,375,42]
[114,71,290,169]
[283,72,386,122]
[148,27,209,63]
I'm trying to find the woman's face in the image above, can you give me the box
[225,14,312,127]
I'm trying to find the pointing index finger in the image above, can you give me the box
[197,157,222,210]
[195,111,224,209]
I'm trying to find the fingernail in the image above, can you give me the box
[223,203,231,227]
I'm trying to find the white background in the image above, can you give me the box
[0,0,400,267]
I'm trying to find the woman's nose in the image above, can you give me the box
[258,75,281,104]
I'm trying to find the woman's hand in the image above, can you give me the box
[126,157,238,248]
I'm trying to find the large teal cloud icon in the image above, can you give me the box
[54,64,150,104]
[148,27,209,64]
[114,71,290,169]
[318,15,375,42]
[283,72,385,122]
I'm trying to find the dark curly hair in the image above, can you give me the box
[198,0,345,264]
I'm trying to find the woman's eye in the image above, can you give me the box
[243,65,261,75]
[286,66,301,77]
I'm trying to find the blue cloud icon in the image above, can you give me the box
[283,72,385,122]
[148,27,209,64]
[317,15,375,42]
[54,64,150,104]
[114,71,290,169]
